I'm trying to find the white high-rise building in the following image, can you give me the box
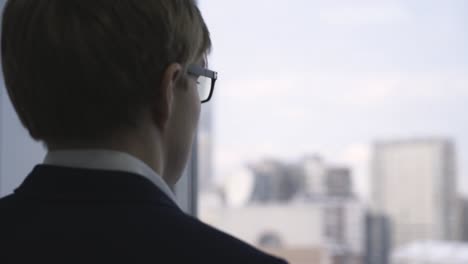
[302,155,327,196]
[371,139,460,248]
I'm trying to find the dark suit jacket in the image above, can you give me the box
[0,165,287,264]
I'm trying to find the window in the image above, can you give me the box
[196,1,468,264]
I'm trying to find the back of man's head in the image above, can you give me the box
[1,0,211,145]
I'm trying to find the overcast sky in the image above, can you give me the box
[0,1,466,201]
[199,0,468,199]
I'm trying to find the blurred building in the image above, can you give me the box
[323,198,365,264]
[365,213,392,264]
[460,197,468,242]
[201,200,365,264]
[248,156,355,204]
[371,139,460,249]
[261,247,330,264]
[302,155,327,196]
[249,159,304,203]
[201,155,366,263]
[326,167,353,198]
[391,241,468,264]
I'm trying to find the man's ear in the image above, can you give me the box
[154,63,183,130]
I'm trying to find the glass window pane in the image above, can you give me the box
[197,1,468,264]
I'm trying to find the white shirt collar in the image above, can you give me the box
[43,149,177,204]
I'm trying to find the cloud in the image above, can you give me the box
[319,3,412,26]
[338,71,468,106]
[219,69,468,108]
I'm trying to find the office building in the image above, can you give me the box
[365,213,391,264]
[302,155,327,196]
[371,139,459,248]
[249,159,303,203]
[326,167,353,197]
[460,197,468,242]
[202,200,365,264]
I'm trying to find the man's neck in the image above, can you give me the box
[47,125,166,185]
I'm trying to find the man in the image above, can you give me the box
[0,1,287,263]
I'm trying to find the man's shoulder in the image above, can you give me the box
[0,192,287,264]
[164,210,287,264]
[0,193,25,234]
[0,193,18,210]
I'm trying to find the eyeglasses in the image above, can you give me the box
[187,64,217,103]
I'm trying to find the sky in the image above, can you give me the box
[199,0,468,200]
[0,0,466,201]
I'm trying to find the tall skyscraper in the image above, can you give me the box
[371,139,459,248]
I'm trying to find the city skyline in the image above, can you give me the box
[199,0,468,199]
